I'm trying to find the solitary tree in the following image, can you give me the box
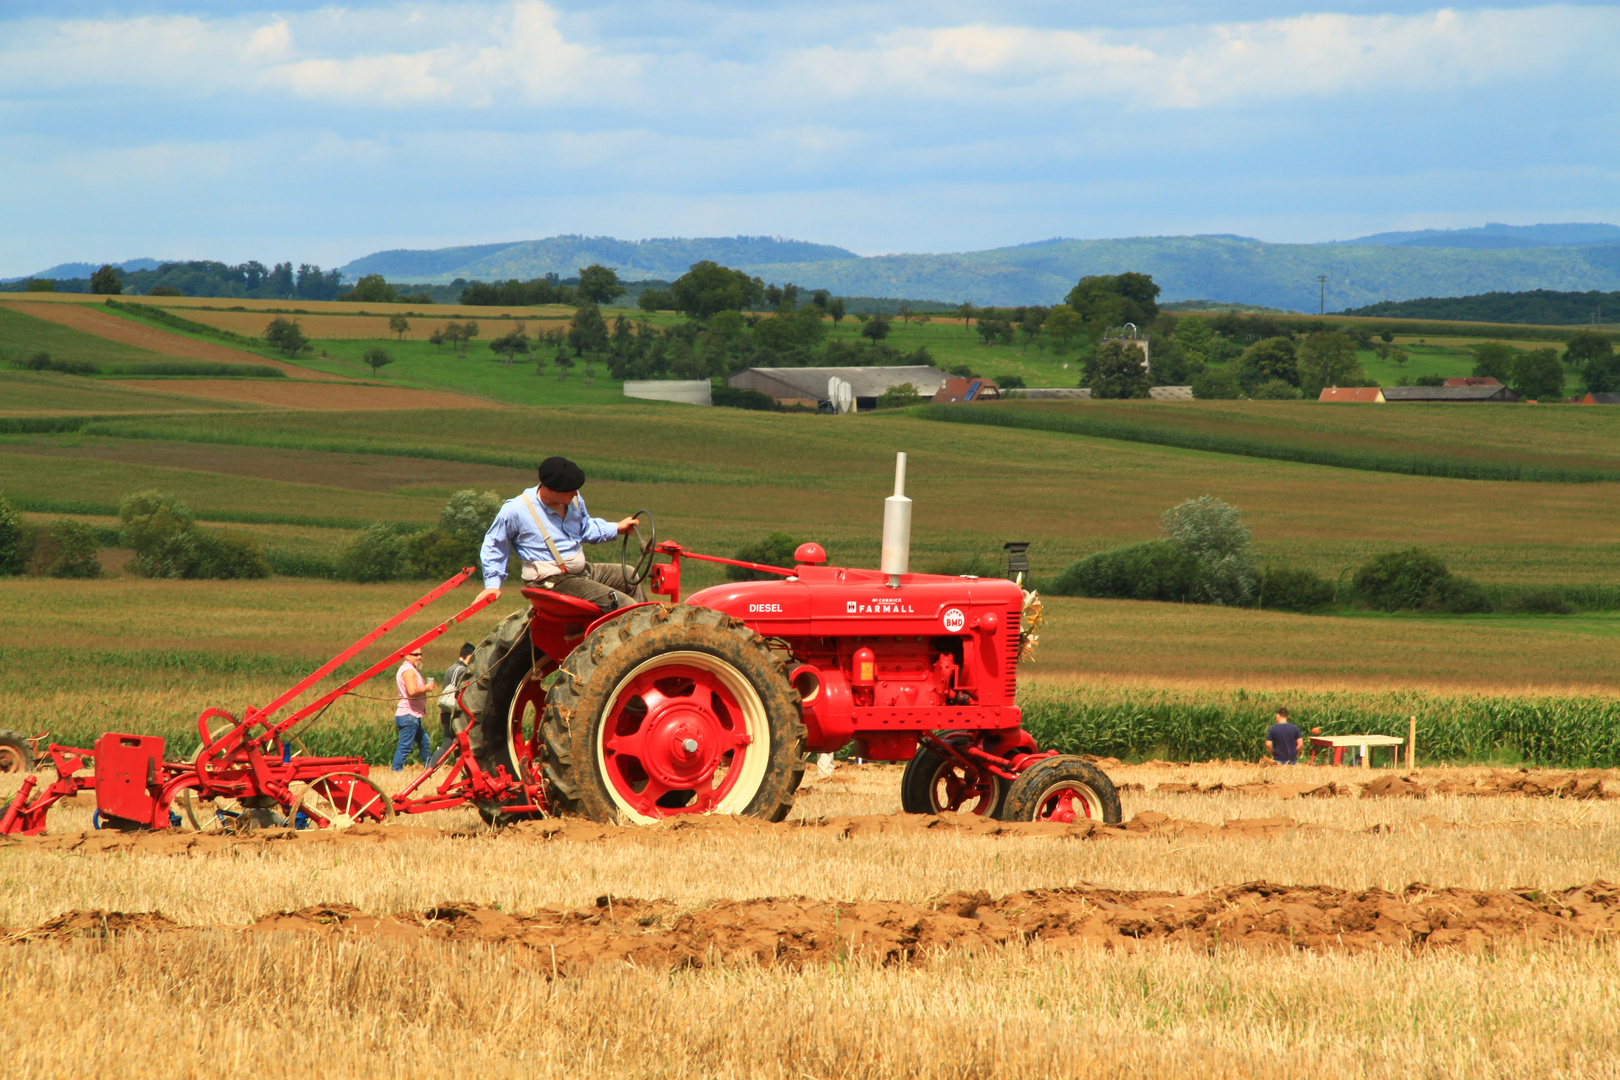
[955,302,976,327]
[576,264,627,305]
[488,326,531,368]
[262,317,309,356]
[389,314,410,340]
[827,297,846,324]
[860,313,892,343]
[1296,331,1364,395]
[670,261,764,319]
[362,346,395,375]
[90,264,122,295]
[1563,330,1614,372]
[1470,341,1518,382]
[1045,305,1083,353]
[1084,340,1153,399]
[1510,348,1565,401]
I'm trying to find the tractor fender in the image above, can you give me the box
[581,600,665,642]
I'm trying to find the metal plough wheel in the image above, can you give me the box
[287,773,395,830]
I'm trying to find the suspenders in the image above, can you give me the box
[520,491,568,567]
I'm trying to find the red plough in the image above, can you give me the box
[1,569,506,836]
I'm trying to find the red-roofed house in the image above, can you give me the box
[1318,387,1386,403]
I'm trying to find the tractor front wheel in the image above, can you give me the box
[999,756,1121,824]
[541,604,805,824]
[900,735,1007,817]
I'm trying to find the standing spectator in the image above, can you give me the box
[392,647,436,771]
[437,642,477,751]
[1265,707,1303,765]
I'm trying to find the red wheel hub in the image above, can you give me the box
[1036,785,1093,823]
[933,762,998,815]
[509,674,547,777]
[601,664,754,817]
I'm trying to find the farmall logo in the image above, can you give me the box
[846,598,917,615]
[942,607,967,632]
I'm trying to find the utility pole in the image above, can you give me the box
[1317,274,1328,316]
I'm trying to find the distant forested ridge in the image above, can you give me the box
[335,231,1620,311]
[1342,290,1620,326]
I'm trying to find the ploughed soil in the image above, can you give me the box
[0,808,1544,857]
[9,880,1620,966]
[1125,769,1617,801]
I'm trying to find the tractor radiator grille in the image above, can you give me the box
[1005,605,1022,699]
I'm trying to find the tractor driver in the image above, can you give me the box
[474,456,646,613]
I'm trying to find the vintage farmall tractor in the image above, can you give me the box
[473,452,1121,826]
[0,452,1119,835]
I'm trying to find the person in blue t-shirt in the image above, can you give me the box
[1265,708,1303,765]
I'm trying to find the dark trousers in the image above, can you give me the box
[543,562,647,612]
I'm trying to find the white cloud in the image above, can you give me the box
[781,6,1620,108]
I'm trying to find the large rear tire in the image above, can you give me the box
[468,613,543,823]
[900,735,1007,817]
[999,756,1122,824]
[541,604,806,824]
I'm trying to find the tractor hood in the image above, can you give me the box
[686,565,1023,638]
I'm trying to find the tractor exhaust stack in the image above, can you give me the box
[881,452,911,588]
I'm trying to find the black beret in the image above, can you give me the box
[538,456,586,492]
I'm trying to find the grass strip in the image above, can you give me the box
[916,404,1620,483]
[102,299,265,348]
[1021,684,1620,768]
[3,493,376,530]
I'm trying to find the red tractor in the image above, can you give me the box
[472,453,1120,826]
[1,453,1119,835]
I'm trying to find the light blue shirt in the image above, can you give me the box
[480,487,618,588]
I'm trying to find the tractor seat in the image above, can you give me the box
[521,587,607,622]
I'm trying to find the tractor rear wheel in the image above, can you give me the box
[469,612,543,823]
[900,735,1007,817]
[0,731,32,774]
[541,603,805,824]
[999,756,1122,824]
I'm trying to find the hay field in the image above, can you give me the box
[0,370,251,416]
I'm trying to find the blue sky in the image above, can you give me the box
[2,1,1617,276]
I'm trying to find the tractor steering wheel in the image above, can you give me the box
[620,509,658,589]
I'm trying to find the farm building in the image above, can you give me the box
[1573,392,1620,404]
[1382,385,1519,403]
[1443,377,1503,387]
[1318,387,1387,403]
[622,380,711,406]
[727,366,947,411]
[931,377,1000,403]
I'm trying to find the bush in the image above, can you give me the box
[337,524,410,583]
[874,382,922,409]
[1504,587,1573,615]
[712,386,780,410]
[45,518,102,579]
[194,529,270,580]
[406,528,471,580]
[728,532,802,581]
[0,495,23,576]
[1191,369,1243,399]
[1257,565,1334,612]
[1424,575,1494,614]
[117,488,267,579]
[439,489,502,542]
[1352,547,1466,612]
[1250,378,1302,400]
[995,374,1026,389]
[1048,541,1201,602]
[1161,495,1257,606]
